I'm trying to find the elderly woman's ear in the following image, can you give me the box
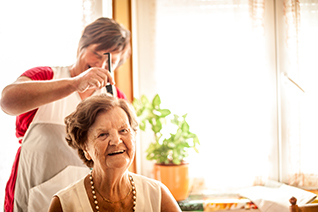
[83,150,92,161]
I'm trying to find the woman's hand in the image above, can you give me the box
[72,67,115,93]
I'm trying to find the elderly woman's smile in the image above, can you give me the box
[86,106,135,169]
[108,149,125,156]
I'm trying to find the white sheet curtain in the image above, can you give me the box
[134,0,278,192]
[281,0,318,188]
[154,0,273,192]
[134,0,318,192]
[82,0,96,27]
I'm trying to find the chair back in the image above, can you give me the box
[290,197,318,212]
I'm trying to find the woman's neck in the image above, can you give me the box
[92,169,131,199]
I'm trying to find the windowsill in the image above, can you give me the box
[178,181,318,211]
[305,189,318,203]
[178,193,260,211]
[177,178,260,211]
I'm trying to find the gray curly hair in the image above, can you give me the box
[64,93,138,168]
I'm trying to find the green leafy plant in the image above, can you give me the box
[132,94,200,165]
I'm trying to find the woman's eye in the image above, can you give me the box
[98,133,108,138]
[94,51,102,59]
[120,128,129,133]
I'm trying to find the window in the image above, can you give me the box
[279,0,318,188]
[133,0,318,191]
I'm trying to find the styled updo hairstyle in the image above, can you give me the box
[64,94,138,168]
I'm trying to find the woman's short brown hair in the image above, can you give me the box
[77,17,131,67]
[64,94,138,168]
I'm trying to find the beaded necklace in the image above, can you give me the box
[89,171,137,212]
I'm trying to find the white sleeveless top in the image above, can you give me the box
[14,67,107,212]
[56,173,161,212]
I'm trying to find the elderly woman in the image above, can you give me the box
[48,94,181,212]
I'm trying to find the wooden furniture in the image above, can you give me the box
[290,197,318,212]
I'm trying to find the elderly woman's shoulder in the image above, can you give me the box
[130,172,182,212]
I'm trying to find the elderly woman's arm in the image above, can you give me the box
[47,196,63,212]
[160,184,182,212]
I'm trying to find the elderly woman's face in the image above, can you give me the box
[85,106,135,170]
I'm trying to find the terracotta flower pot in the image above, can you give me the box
[154,163,190,201]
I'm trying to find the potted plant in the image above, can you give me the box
[132,94,200,201]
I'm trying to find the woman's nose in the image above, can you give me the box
[109,132,123,146]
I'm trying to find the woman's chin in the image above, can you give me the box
[106,155,130,169]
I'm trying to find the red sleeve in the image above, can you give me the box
[15,66,54,140]
[115,86,128,100]
[21,66,53,81]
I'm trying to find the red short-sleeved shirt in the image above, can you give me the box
[5,66,127,212]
